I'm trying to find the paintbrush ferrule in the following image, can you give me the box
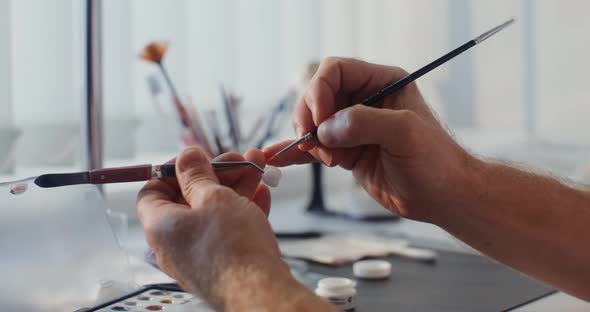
[270,130,317,159]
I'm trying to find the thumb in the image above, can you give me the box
[175,146,219,207]
[317,104,421,151]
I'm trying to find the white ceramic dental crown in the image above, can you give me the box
[262,166,282,188]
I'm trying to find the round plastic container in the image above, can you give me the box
[315,277,356,311]
[353,260,392,279]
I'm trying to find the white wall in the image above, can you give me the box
[536,1,590,145]
[103,0,135,119]
[355,0,449,115]
[132,0,190,117]
[278,0,322,89]
[238,0,283,107]
[186,0,240,111]
[110,0,460,141]
[320,0,358,58]
[471,1,527,133]
[4,0,590,169]
[0,0,13,126]
[10,0,82,125]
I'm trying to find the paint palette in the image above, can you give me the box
[87,285,213,312]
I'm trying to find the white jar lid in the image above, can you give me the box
[317,277,355,292]
[315,277,357,310]
[353,259,392,279]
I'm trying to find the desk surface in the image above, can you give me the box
[265,196,554,311]
[307,251,552,312]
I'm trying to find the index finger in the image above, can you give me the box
[293,57,408,150]
[264,140,317,167]
[137,178,185,232]
[137,178,178,209]
[213,149,266,198]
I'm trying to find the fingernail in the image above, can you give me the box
[178,148,203,172]
[294,124,304,138]
[179,157,199,173]
[318,113,347,145]
[317,147,333,166]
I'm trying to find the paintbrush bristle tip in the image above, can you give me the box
[139,41,170,63]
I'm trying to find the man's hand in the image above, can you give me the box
[268,57,590,301]
[137,147,336,311]
[265,57,480,222]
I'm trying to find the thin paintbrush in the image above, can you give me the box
[221,86,242,151]
[255,89,297,149]
[205,110,228,155]
[140,41,213,155]
[270,18,516,159]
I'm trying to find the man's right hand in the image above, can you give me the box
[267,57,590,302]
[265,57,482,222]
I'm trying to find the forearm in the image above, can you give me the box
[222,270,336,312]
[435,158,590,300]
[183,260,337,312]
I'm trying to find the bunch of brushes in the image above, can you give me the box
[140,41,296,156]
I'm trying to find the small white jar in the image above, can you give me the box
[315,277,356,311]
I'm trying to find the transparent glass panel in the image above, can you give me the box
[0,185,131,311]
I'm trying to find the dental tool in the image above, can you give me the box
[0,161,265,192]
[269,18,516,160]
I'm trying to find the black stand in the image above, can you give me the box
[305,162,398,222]
[305,162,329,214]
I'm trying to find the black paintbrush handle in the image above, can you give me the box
[304,40,477,143]
[361,40,476,106]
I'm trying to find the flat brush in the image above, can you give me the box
[35,162,264,188]
[0,161,264,190]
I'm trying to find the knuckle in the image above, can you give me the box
[397,109,418,131]
[322,56,343,69]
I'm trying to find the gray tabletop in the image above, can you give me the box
[307,251,553,312]
[267,187,555,312]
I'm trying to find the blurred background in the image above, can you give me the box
[1,0,590,225]
[2,0,590,310]
[2,0,590,179]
